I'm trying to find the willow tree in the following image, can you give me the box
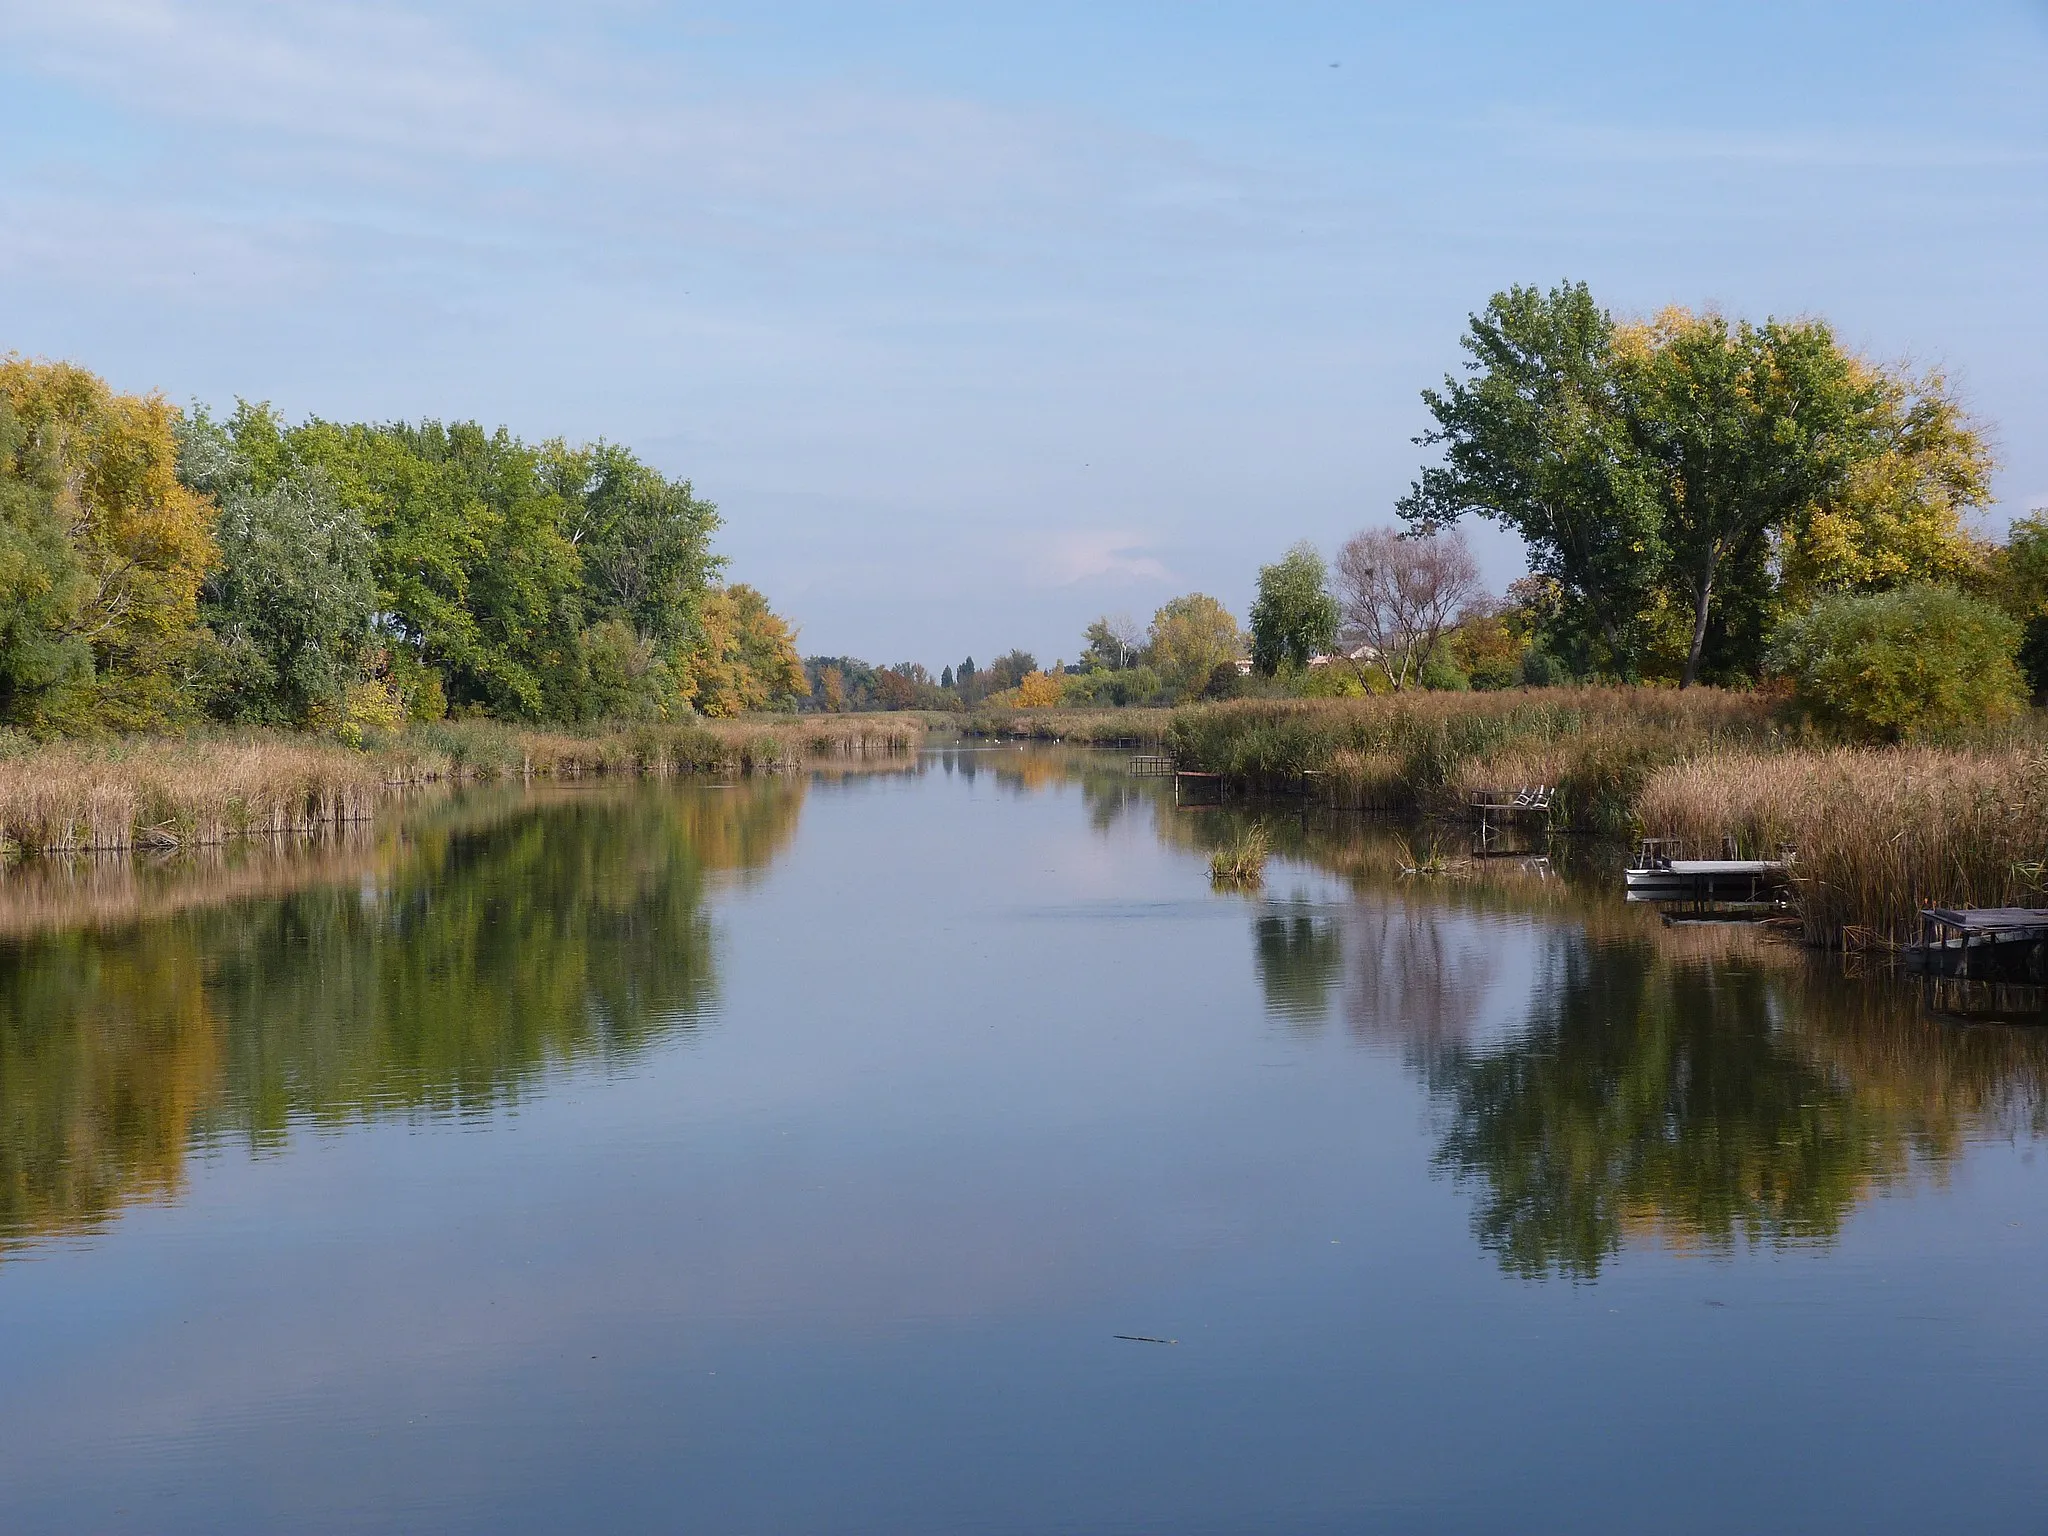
[1248,543,1339,676]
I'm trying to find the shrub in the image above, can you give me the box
[1772,585,2026,741]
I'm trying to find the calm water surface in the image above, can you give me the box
[2,746,2045,1533]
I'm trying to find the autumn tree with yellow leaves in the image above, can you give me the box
[0,358,218,731]
[688,584,806,717]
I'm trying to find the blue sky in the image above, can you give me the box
[3,1,2043,668]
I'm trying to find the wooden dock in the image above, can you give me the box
[1907,908,2048,983]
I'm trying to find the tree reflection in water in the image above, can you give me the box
[1250,861,2048,1280]
[956,747,2048,1281]
[0,779,806,1254]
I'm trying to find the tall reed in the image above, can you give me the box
[0,738,388,856]
[0,715,926,857]
[1637,745,2048,947]
[1168,689,1782,829]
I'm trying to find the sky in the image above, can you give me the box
[2,0,2044,669]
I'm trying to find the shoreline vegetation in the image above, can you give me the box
[0,715,924,857]
[973,690,2048,951]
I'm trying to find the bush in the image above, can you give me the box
[1772,584,2026,741]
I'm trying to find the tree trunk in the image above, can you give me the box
[1681,550,1719,689]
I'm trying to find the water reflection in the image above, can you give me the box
[0,779,805,1254]
[943,745,2048,1280]
[1237,812,2048,1280]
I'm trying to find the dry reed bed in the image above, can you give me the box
[1638,745,2048,948]
[0,739,389,856]
[0,716,926,856]
[1168,689,1782,829]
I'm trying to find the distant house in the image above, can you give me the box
[1307,644,1378,669]
[1233,657,1254,675]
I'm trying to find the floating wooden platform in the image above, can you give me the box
[1624,858,1791,905]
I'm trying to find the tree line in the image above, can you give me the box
[0,358,805,737]
[1392,282,2043,698]
[818,282,2042,728]
[1105,282,2046,733]
[801,592,1252,713]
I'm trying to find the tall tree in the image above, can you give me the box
[178,409,377,726]
[1146,593,1241,701]
[0,359,217,732]
[0,392,92,727]
[1618,310,1873,686]
[1248,543,1339,675]
[1399,282,1665,677]
[1080,613,1142,672]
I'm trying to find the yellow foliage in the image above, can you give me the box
[0,356,217,730]
[690,584,805,717]
[1013,670,1065,708]
[1779,365,1992,605]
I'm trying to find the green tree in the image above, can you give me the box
[986,650,1038,690]
[0,393,92,727]
[1988,511,2048,699]
[203,408,725,724]
[1618,310,1874,686]
[1248,543,1339,676]
[179,411,377,726]
[1147,593,1242,701]
[1772,584,2026,741]
[1399,282,1665,678]
[1080,613,1141,672]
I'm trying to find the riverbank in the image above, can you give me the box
[966,707,1174,745]
[1164,690,1782,828]
[1154,690,2048,949]
[0,715,925,856]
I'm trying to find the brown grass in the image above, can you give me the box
[1638,745,2048,947]
[0,715,926,856]
[1170,687,1783,828]
[0,738,388,855]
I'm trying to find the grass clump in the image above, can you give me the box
[1210,821,1271,886]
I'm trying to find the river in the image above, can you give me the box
[1,744,2044,1533]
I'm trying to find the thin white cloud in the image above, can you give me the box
[1029,530,1172,588]
[0,0,1257,251]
